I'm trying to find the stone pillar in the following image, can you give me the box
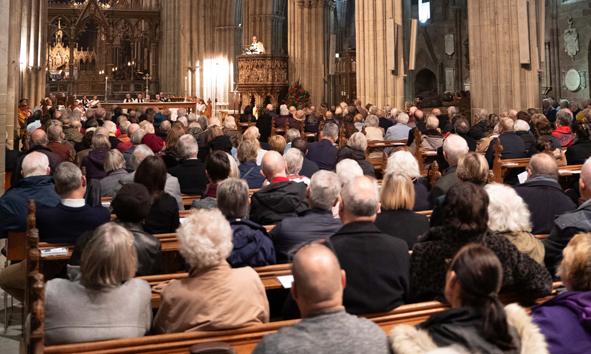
[0,0,22,196]
[468,0,542,117]
[355,0,404,109]
[288,0,333,107]
[20,0,47,109]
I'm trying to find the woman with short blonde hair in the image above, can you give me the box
[531,233,591,353]
[153,209,270,334]
[269,135,287,154]
[457,152,489,185]
[44,222,152,345]
[374,172,429,249]
[385,150,430,211]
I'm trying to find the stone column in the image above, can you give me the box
[20,0,47,109]
[288,0,333,107]
[468,0,542,117]
[355,0,404,109]
[0,0,22,196]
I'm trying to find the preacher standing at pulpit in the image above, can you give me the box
[251,36,265,54]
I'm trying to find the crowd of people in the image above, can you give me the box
[2,95,591,353]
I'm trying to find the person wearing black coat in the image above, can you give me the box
[69,183,163,276]
[256,111,273,144]
[513,154,576,235]
[5,146,19,173]
[306,134,339,171]
[249,151,308,225]
[330,175,409,315]
[167,135,209,195]
[485,120,528,184]
[565,121,591,165]
[468,119,487,140]
[375,171,430,249]
[332,145,375,177]
[291,138,319,179]
[516,130,537,155]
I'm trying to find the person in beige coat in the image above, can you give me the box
[363,115,384,159]
[152,209,270,334]
[484,183,545,265]
[390,244,548,354]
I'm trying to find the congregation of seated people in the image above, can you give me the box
[4,96,591,354]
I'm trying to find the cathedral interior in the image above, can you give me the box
[0,0,590,169]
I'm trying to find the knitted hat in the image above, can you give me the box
[153,112,166,127]
[141,133,164,152]
[111,183,151,222]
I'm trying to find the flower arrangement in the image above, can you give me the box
[284,81,310,109]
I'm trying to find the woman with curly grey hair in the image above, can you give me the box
[152,209,270,334]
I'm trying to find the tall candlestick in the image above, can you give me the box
[185,76,188,101]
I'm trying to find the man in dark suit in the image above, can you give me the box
[11,130,62,186]
[167,135,208,195]
[330,176,409,315]
[485,118,528,184]
[36,162,110,244]
[306,122,339,170]
[514,154,576,234]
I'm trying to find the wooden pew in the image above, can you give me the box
[37,281,563,354]
[413,129,437,175]
[366,140,407,173]
[270,116,288,136]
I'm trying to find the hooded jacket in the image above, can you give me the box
[552,126,573,147]
[531,291,591,354]
[249,181,308,225]
[390,304,549,354]
[81,147,109,180]
[227,219,276,268]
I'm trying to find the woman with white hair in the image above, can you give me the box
[276,104,290,128]
[99,149,129,197]
[152,209,270,333]
[411,115,443,152]
[364,114,385,140]
[384,112,412,149]
[386,150,430,211]
[333,132,375,177]
[44,223,152,345]
[283,148,310,184]
[484,183,544,264]
[514,119,536,154]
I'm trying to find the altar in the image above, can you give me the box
[236,54,289,109]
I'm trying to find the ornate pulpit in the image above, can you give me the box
[237,54,289,108]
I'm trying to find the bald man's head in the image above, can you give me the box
[292,244,344,310]
[528,153,559,180]
[415,110,424,121]
[432,108,441,116]
[508,109,518,121]
[261,151,287,181]
[31,129,48,147]
[580,159,591,201]
[128,123,140,136]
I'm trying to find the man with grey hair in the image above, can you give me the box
[306,122,339,170]
[36,162,110,244]
[0,152,62,301]
[469,108,489,140]
[406,109,426,146]
[112,144,184,210]
[485,118,528,184]
[384,112,412,150]
[377,108,393,131]
[168,135,208,195]
[12,129,62,185]
[217,178,276,267]
[269,170,343,263]
[429,134,469,205]
[514,153,576,234]
[250,151,308,225]
[553,110,573,146]
[157,120,171,140]
[544,158,591,277]
[283,128,301,153]
[331,176,409,314]
[61,113,83,145]
[253,243,389,354]
[47,124,75,162]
